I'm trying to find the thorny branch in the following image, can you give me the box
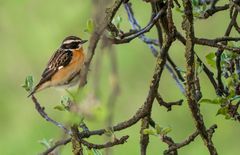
[28,0,240,154]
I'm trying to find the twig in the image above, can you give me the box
[124,2,159,56]
[79,0,125,87]
[194,38,240,53]
[31,95,70,134]
[40,138,71,155]
[124,2,185,94]
[110,4,167,47]
[156,93,183,111]
[164,124,217,154]
[81,135,129,149]
[202,4,229,19]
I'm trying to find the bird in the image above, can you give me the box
[28,36,87,97]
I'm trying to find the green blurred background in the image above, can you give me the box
[0,0,239,154]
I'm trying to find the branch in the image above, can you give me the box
[215,8,238,96]
[182,0,218,154]
[164,124,217,154]
[194,38,240,53]
[124,2,185,95]
[156,93,183,111]
[31,95,70,134]
[175,31,220,95]
[71,125,84,155]
[40,138,71,155]
[110,4,166,46]
[81,135,129,149]
[79,0,125,87]
[202,4,229,19]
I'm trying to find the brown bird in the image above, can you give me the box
[28,36,87,97]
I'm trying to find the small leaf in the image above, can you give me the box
[54,105,66,111]
[205,53,216,68]
[143,129,156,135]
[112,15,122,29]
[199,98,219,104]
[230,95,240,101]
[22,75,34,92]
[175,7,183,13]
[92,149,102,155]
[84,19,94,33]
[38,138,53,149]
[155,124,162,134]
[192,0,198,6]
[216,107,228,116]
[161,127,172,135]
[104,127,114,137]
[60,96,70,106]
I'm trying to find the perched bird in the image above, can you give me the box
[28,36,87,97]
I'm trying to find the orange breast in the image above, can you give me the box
[51,48,85,86]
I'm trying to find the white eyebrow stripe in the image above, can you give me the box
[63,40,80,44]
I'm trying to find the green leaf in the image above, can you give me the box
[216,107,228,116]
[175,7,183,13]
[143,129,156,135]
[205,53,216,68]
[112,15,122,29]
[199,98,219,104]
[22,75,34,92]
[92,149,102,155]
[161,127,172,135]
[104,127,114,137]
[155,124,162,134]
[192,0,198,6]
[54,105,66,111]
[38,138,53,149]
[60,95,70,106]
[84,19,94,34]
[230,95,240,101]
[196,60,203,75]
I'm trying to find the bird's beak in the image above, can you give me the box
[81,40,88,44]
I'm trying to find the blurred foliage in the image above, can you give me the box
[0,0,239,155]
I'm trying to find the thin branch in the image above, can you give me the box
[124,2,159,56]
[202,4,229,19]
[79,0,125,87]
[40,138,71,155]
[81,135,129,149]
[194,38,240,53]
[164,124,217,154]
[156,93,183,111]
[124,2,185,95]
[31,95,70,134]
[110,4,167,47]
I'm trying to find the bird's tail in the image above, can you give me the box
[27,81,50,97]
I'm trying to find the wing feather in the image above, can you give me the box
[29,49,73,96]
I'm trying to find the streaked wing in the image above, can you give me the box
[28,49,73,96]
[38,49,73,85]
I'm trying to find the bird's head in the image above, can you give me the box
[61,36,87,49]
